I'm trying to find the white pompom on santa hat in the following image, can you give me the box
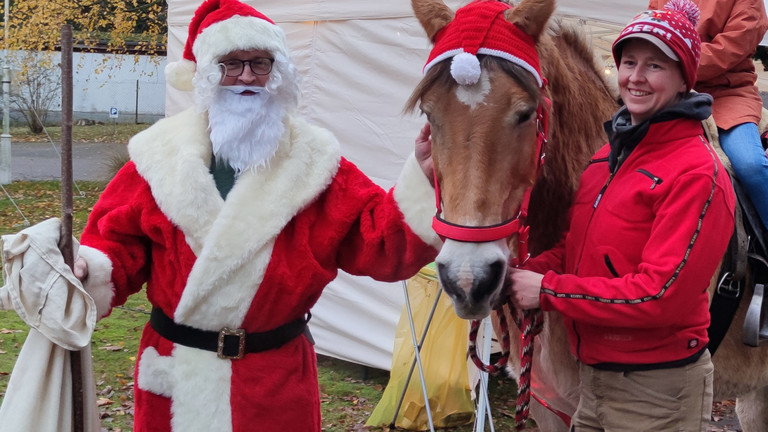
[165,0,289,91]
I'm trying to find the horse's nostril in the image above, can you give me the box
[471,259,506,303]
[437,263,466,302]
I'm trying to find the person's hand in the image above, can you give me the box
[508,268,543,310]
[73,256,89,282]
[414,122,434,186]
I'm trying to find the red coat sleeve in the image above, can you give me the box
[80,162,155,307]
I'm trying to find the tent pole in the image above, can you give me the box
[388,280,439,432]
[474,317,495,431]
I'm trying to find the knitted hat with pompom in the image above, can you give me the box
[612,0,702,91]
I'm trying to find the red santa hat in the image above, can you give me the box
[166,0,290,91]
[612,0,701,91]
[423,0,542,88]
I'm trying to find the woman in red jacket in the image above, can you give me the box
[509,1,736,430]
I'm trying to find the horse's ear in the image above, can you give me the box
[412,0,454,41]
[504,0,555,42]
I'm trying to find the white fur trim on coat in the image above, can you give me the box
[76,245,115,321]
[394,153,443,250]
[128,108,341,330]
[138,345,232,432]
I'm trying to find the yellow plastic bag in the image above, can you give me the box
[366,265,475,430]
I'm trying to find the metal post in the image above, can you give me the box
[397,280,436,432]
[0,0,12,184]
[135,80,139,124]
[60,24,84,432]
[389,283,442,429]
[474,317,495,432]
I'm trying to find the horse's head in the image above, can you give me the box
[409,0,554,319]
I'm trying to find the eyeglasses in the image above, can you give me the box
[218,57,274,77]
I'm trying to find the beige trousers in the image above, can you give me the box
[570,350,714,432]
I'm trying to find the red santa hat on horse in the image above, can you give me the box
[423,0,544,88]
[166,0,300,173]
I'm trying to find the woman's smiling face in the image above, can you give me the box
[617,38,687,124]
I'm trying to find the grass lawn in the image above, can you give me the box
[0,124,526,431]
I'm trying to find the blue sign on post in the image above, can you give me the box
[109,107,119,119]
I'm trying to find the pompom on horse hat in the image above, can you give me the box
[165,0,290,91]
[423,0,543,88]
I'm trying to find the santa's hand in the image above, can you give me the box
[508,268,543,310]
[73,256,89,282]
[414,122,434,185]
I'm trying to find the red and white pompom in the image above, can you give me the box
[664,0,700,26]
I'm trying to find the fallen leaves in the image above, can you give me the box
[98,344,125,352]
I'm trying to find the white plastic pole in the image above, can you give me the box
[474,316,495,432]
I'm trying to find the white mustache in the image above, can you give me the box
[221,85,266,94]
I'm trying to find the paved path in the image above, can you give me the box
[10,141,127,181]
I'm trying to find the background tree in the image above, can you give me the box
[2,0,166,54]
[0,0,167,132]
[8,52,61,133]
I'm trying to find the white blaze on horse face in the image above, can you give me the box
[454,72,490,110]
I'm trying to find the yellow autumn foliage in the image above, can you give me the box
[1,0,166,54]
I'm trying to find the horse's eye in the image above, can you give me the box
[517,109,535,125]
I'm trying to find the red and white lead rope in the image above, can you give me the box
[467,305,543,430]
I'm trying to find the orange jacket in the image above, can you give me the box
[648,0,768,129]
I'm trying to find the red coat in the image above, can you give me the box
[526,117,734,367]
[648,0,768,129]
[79,108,440,432]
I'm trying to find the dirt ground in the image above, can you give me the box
[709,400,742,432]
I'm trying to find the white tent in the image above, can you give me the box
[166,0,767,369]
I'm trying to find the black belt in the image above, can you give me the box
[150,307,310,360]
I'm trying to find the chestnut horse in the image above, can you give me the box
[408,0,768,430]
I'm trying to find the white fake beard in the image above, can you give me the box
[207,85,285,174]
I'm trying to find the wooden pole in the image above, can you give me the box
[60,24,84,432]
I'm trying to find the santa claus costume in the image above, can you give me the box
[77,0,441,430]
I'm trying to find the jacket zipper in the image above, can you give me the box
[604,255,620,277]
[578,155,623,273]
[636,168,663,189]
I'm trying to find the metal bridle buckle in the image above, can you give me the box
[716,272,742,299]
[218,327,246,360]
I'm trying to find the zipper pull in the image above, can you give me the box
[636,169,663,190]
[594,183,608,208]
